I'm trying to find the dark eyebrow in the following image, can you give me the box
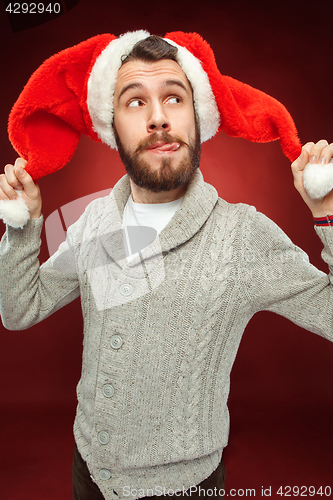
[162,79,189,93]
[117,82,144,102]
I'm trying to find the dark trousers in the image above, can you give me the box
[72,444,226,500]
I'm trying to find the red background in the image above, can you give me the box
[1,0,333,498]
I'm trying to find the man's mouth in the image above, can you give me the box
[145,141,181,154]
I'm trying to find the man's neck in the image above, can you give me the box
[129,179,187,204]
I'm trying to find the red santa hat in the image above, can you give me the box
[1,30,321,227]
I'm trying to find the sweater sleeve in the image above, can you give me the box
[0,216,80,331]
[240,206,333,342]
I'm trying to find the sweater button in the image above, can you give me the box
[98,431,110,445]
[110,334,123,350]
[120,283,133,296]
[102,384,115,398]
[99,469,111,481]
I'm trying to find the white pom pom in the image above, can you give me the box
[0,191,30,229]
[303,160,333,199]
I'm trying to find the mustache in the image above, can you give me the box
[134,132,189,154]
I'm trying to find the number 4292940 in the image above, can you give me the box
[277,485,331,496]
[6,3,61,14]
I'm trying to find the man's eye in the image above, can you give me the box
[166,96,181,104]
[128,99,144,108]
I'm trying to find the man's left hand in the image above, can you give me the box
[291,139,333,218]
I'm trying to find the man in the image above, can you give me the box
[0,34,333,500]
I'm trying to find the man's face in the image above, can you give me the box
[113,58,201,193]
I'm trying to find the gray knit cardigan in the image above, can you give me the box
[1,169,333,500]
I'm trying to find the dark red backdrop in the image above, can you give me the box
[1,0,333,498]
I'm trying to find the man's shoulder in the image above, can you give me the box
[213,196,256,220]
[213,196,285,234]
[85,190,114,213]
[210,196,285,240]
[65,189,119,241]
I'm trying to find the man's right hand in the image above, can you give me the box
[0,158,42,219]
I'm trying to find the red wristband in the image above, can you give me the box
[313,215,333,226]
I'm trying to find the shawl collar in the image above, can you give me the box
[98,169,218,268]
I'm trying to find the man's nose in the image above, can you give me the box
[147,102,170,133]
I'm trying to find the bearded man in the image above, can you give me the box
[0,33,333,500]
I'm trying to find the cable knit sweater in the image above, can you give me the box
[1,169,333,500]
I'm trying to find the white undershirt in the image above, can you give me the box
[123,194,184,261]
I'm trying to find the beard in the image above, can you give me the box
[113,121,201,193]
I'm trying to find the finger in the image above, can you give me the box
[0,185,8,201]
[14,157,27,170]
[291,143,313,172]
[318,142,333,165]
[13,157,28,184]
[4,163,23,190]
[303,141,315,154]
[13,159,38,198]
[0,173,20,200]
[308,139,329,163]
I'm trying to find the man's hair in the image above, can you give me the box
[121,35,178,65]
